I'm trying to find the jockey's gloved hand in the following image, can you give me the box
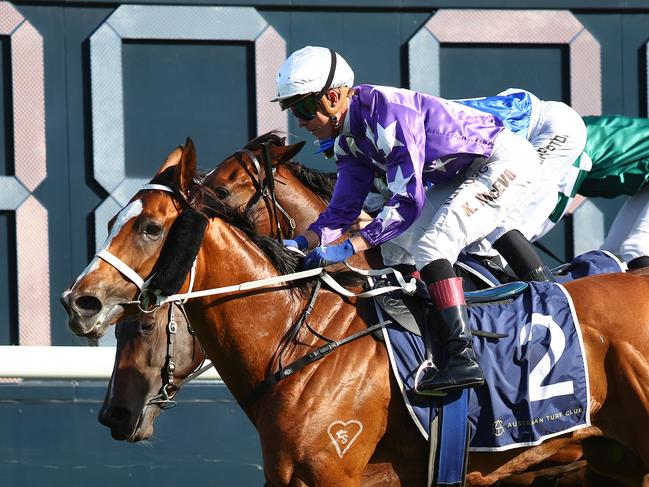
[282,235,308,251]
[304,240,355,269]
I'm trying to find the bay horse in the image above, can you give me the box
[98,133,352,440]
[63,140,649,486]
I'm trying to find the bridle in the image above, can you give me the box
[238,145,296,242]
[146,301,211,409]
[96,183,211,409]
[95,182,414,410]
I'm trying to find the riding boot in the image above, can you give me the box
[628,256,649,270]
[493,229,556,282]
[415,272,485,395]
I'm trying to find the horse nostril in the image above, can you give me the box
[110,408,131,423]
[72,295,103,317]
[108,407,131,425]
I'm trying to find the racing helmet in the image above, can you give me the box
[272,46,354,109]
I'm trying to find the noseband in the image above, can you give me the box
[239,147,296,242]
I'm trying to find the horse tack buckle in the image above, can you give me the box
[137,288,165,313]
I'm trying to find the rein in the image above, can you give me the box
[241,275,392,408]
[239,147,296,241]
[101,183,417,409]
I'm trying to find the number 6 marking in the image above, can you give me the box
[518,313,574,402]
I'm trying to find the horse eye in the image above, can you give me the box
[139,320,155,332]
[144,223,162,237]
[214,187,230,200]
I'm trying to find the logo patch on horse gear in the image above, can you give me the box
[327,420,363,458]
[148,208,208,296]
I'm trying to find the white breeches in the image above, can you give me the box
[600,188,649,262]
[464,101,586,257]
[381,129,542,269]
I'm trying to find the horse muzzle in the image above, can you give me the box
[99,403,157,442]
[61,289,118,338]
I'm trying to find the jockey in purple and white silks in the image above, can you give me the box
[380,89,587,272]
[272,46,551,395]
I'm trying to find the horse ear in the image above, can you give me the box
[176,137,196,192]
[156,146,183,176]
[276,141,306,164]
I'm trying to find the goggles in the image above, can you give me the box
[288,95,320,121]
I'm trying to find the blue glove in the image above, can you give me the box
[282,235,308,250]
[303,240,355,269]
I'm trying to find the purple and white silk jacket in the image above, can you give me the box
[308,84,505,247]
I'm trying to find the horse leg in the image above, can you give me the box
[362,374,428,486]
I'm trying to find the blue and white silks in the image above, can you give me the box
[455,90,533,137]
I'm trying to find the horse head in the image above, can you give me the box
[61,138,206,339]
[99,304,204,441]
[204,131,333,236]
[98,134,340,441]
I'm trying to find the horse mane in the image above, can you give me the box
[149,167,303,279]
[284,161,337,201]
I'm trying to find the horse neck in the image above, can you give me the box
[187,219,304,406]
[272,166,328,234]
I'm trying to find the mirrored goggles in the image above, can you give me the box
[288,95,320,121]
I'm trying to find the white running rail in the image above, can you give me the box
[0,346,220,381]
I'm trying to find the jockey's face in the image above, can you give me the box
[297,107,335,139]
[296,89,345,141]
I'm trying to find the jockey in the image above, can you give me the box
[379,89,587,276]
[272,46,550,395]
[533,115,649,269]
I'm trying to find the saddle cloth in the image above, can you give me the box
[380,281,590,452]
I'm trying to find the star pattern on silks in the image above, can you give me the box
[371,158,387,171]
[427,156,458,173]
[387,165,413,197]
[335,135,363,159]
[346,137,363,158]
[377,203,404,231]
[376,120,404,157]
[334,137,347,158]
[365,123,377,151]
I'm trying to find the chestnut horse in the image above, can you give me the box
[99,133,348,440]
[63,141,649,486]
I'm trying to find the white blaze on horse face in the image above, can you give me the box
[102,200,144,250]
[73,200,144,287]
[327,419,363,458]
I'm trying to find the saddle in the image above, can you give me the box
[374,277,528,337]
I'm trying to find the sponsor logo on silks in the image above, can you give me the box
[327,420,363,458]
[537,134,569,161]
[461,169,518,216]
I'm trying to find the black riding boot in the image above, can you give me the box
[416,301,486,394]
[493,229,556,282]
[415,261,485,395]
[628,256,649,270]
